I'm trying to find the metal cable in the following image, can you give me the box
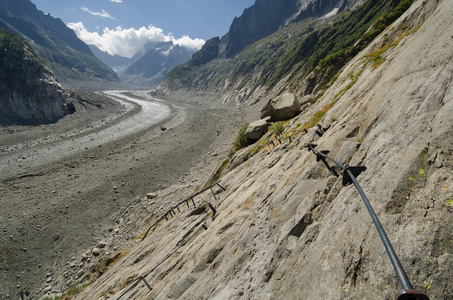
[306,127,429,300]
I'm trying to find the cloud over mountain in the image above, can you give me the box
[68,22,205,58]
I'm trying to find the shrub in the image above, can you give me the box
[270,121,284,136]
[233,125,249,153]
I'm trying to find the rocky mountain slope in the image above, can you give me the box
[0,0,119,86]
[219,0,364,59]
[88,45,138,76]
[69,0,452,299]
[0,27,70,124]
[120,42,196,88]
[158,0,412,107]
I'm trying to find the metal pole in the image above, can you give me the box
[141,276,153,291]
[346,169,412,290]
[210,187,218,201]
[310,143,412,289]
[216,183,226,191]
[307,142,429,298]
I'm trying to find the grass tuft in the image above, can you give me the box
[233,125,249,153]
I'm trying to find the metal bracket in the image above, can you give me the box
[316,150,330,162]
[396,289,430,300]
[306,143,317,151]
[315,129,323,137]
[342,166,367,186]
[140,276,153,291]
[208,202,217,216]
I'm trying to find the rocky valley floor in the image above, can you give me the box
[0,90,255,299]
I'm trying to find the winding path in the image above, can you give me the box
[0,90,184,181]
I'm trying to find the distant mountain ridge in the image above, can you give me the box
[88,41,196,88]
[0,0,119,85]
[89,45,140,76]
[119,42,196,88]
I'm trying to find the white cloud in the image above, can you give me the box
[111,0,123,2]
[68,22,205,58]
[172,35,205,51]
[81,6,116,20]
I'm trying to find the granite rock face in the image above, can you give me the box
[0,0,119,84]
[0,28,68,123]
[74,1,453,299]
[260,93,301,121]
[220,0,363,58]
[188,0,364,67]
[245,119,269,140]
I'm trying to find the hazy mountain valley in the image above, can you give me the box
[0,0,452,299]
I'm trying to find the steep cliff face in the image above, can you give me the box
[73,0,452,299]
[220,0,363,59]
[218,0,299,59]
[165,0,365,78]
[0,0,119,85]
[0,28,69,123]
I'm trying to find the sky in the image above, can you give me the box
[31,0,255,58]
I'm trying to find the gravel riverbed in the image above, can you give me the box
[0,90,252,299]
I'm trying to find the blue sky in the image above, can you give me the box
[31,0,255,57]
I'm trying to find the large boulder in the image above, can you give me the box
[298,94,316,106]
[245,119,269,140]
[260,93,301,121]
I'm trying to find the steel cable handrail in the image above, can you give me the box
[141,181,225,240]
[116,182,224,299]
[306,128,429,300]
[117,222,205,299]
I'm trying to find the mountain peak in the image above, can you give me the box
[119,41,196,88]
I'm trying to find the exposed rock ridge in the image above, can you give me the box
[220,0,364,59]
[0,0,119,85]
[0,28,68,123]
[74,0,452,299]
[180,0,364,69]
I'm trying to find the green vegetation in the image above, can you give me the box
[166,64,202,80]
[334,67,365,99]
[42,283,87,300]
[166,0,415,95]
[242,138,268,163]
[233,125,250,153]
[304,103,335,129]
[0,27,45,81]
[206,158,230,187]
[270,121,285,136]
[0,28,27,62]
[0,11,118,82]
[213,0,397,88]
[364,24,421,69]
